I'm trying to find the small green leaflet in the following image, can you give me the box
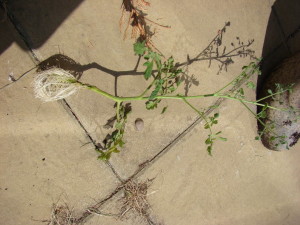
[146,99,161,110]
[246,81,256,89]
[161,106,168,114]
[134,41,147,55]
[143,61,154,80]
[150,79,164,99]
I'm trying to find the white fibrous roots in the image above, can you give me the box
[34,68,80,102]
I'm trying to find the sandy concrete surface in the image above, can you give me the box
[0,0,299,224]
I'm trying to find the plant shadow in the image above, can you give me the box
[35,21,256,151]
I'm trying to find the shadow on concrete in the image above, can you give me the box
[257,0,300,93]
[34,22,256,97]
[0,0,84,54]
[36,53,144,96]
[0,0,255,99]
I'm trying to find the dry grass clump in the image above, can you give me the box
[120,179,154,218]
[48,203,76,225]
[34,68,79,102]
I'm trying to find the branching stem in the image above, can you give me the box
[77,80,290,113]
[183,98,212,134]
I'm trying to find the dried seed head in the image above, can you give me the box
[34,68,79,102]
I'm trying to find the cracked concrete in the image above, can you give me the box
[1,0,300,225]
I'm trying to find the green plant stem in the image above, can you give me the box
[255,89,287,103]
[215,70,249,94]
[239,100,277,138]
[182,99,212,134]
[239,100,266,127]
[78,82,123,102]
[77,80,214,101]
[216,94,289,112]
[77,81,289,113]
[138,76,158,97]
[215,75,243,94]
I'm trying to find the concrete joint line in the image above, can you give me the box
[3,4,40,64]
[3,4,124,183]
[61,100,124,182]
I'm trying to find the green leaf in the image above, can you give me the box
[146,99,161,110]
[258,111,267,119]
[214,113,219,118]
[246,81,256,89]
[170,86,176,92]
[176,78,183,87]
[239,88,244,95]
[134,41,147,55]
[267,89,273,95]
[204,123,210,129]
[161,106,168,114]
[270,136,276,141]
[144,60,154,80]
[205,137,212,145]
[150,79,164,99]
[97,150,111,161]
[255,136,260,140]
[207,145,212,155]
[218,137,227,141]
[112,147,120,153]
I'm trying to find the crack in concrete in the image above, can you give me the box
[3,0,124,193]
[2,1,39,64]
[3,5,158,224]
[61,100,124,183]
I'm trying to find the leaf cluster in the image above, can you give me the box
[135,41,183,110]
[205,131,227,155]
[203,113,227,154]
[97,103,132,160]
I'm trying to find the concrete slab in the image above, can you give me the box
[2,1,299,225]
[4,0,273,180]
[138,100,300,225]
[0,29,119,225]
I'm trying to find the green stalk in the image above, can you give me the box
[216,94,290,112]
[138,75,158,97]
[215,70,249,94]
[77,80,289,113]
[183,99,212,134]
[255,89,287,103]
[77,81,123,102]
[239,100,278,139]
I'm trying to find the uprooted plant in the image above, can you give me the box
[32,0,299,160]
[33,39,299,160]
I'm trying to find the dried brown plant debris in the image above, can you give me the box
[120,0,169,52]
[120,179,154,218]
[47,203,76,225]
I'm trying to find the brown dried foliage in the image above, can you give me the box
[120,179,154,218]
[47,203,76,225]
[120,0,169,52]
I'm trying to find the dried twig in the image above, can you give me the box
[48,203,76,225]
[120,0,169,53]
